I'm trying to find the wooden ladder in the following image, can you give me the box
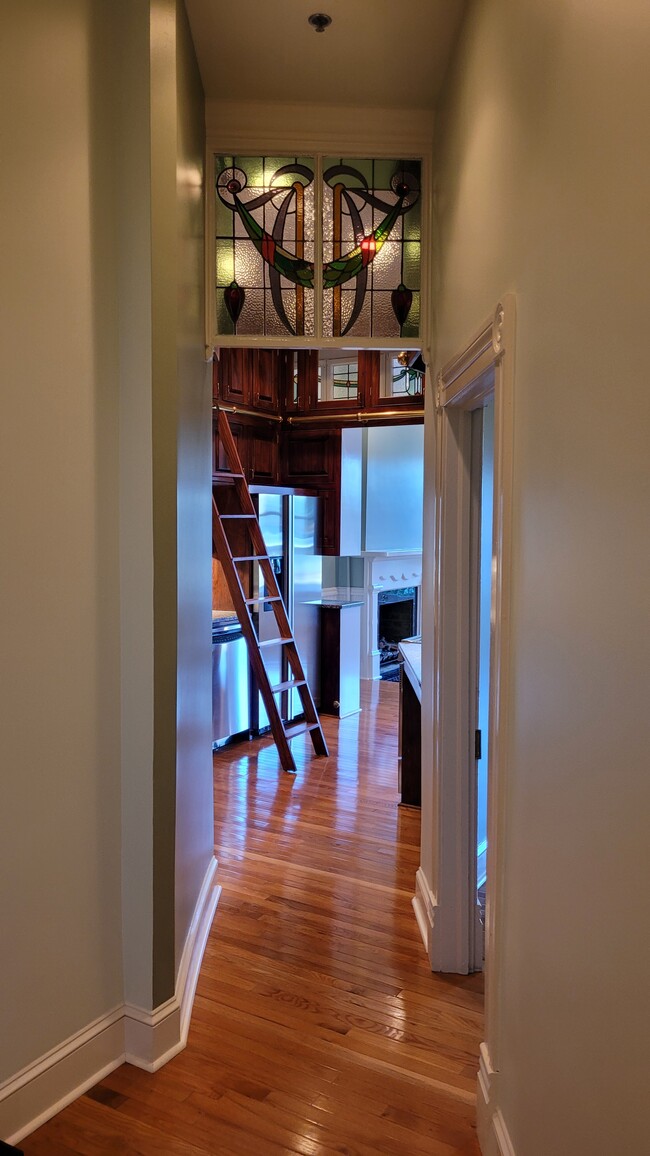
[212,408,329,773]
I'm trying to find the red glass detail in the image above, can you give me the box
[391,282,413,328]
[262,234,276,266]
[360,236,376,267]
[224,280,245,325]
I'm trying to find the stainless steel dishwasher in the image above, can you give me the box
[212,617,250,747]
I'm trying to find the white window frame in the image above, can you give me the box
[204,120,433,356]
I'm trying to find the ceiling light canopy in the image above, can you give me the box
[308,13,332,33]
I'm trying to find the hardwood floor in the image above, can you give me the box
[22,680,483,1155]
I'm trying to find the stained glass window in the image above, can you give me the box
[214,155,421,341]
[386,353,424,396]
[322,158,421,340]
[215,155,316,338]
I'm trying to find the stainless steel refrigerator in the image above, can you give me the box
[254,490,322,732]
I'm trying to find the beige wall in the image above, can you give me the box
[434,1,650,1152]
[0,0,214,1107]
[0,0,124,1077]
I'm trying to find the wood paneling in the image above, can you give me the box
[22,682,482,1156]
[282,428,340,485]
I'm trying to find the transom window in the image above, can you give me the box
[215,154,422,343]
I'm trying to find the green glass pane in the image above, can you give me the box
[215,196,234,238]
[263,156,301,186]
[372,158,397,188]
[237,155,264,187]
[402,292,420,338]
[216,240,236,286]
[403,200,421,241]
[403,242,421,290]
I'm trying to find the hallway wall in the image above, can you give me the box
[0,0,214,1136]
[434,1,650,1152]
[0,0,124,1083]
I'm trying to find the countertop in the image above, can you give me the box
[309,587,364,609]
[399,638,422,700]
[212,610,240,636]
[306,598,364,609]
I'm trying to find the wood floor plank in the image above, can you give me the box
[22,681,483,1155]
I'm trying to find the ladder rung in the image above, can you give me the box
[213,471,245,480]
[284,721,321,739]
[271,679,306,694]
[259,637,294,649]
[232,554,268,562]
[245,595,282,605]
[219,513,256,520]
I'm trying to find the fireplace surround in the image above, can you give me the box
[360,553,423,680]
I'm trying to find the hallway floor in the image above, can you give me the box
[22,680,483,1155]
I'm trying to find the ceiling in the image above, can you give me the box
[184,0,466,111]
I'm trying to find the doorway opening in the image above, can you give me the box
[418,297,514,996]
[469,398,494,968]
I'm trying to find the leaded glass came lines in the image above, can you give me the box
[214,154,421,341]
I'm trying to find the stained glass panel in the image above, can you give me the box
[322,157,421,340]
[215,154,316,337]
[215,154,422,341]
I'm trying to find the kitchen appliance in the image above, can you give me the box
[253,490,321,732]
[212,614,250,747]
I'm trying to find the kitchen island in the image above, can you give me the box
[398,638,421,806]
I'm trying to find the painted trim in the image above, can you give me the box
[205,100,435,157]
[2,858,220,1145]
[124,855,221,1072]
[426,296,515,1035]
[493,1111,517,1156]
[478,1043,516,1156]
[412,867,436,956]
[2,1015,125,1146]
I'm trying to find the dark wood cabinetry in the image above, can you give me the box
[282,428,340,486]
[248,422,280,484]
[251,348,288,412]
[213,413,279,485]
[217,347,252,406]
[281,429,342,553]
[215,347,288,413]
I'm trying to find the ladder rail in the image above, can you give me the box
[212,407,328,772]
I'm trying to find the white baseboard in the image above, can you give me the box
[493,1110,516,1156]
[477,1043,516,1156]
[412,867,435,956]
[2,856,220,1145]
[1,1012,125,1146]
[125,855,221,1072]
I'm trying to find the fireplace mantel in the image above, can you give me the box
[360,552,423,680]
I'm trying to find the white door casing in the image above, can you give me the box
[414,297,515,1149]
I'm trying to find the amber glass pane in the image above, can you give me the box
[322,157,421,339]
[215,155,315,337]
